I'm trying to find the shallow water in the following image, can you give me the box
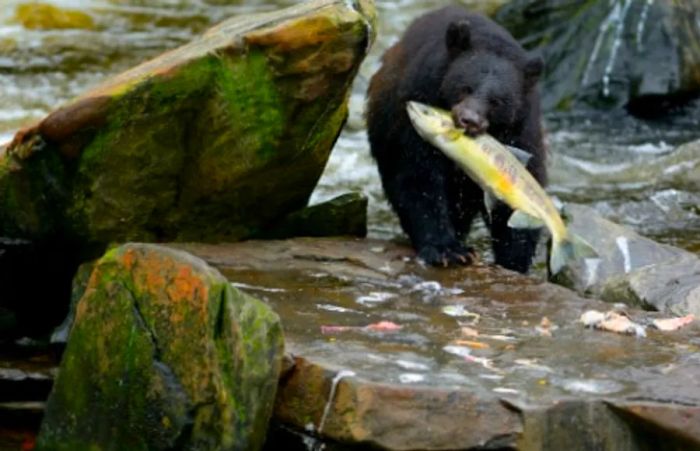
[2,0,700,257]
[183,238,700,409]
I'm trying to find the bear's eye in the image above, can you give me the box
[463,86,473,95]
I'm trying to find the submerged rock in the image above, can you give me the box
[13,3,95,30]
[497,0,700,114]
[553,204,700,316]
[177,238,700,450]
[38,244,284,451]
[254,192,368,239]
[0,0,375,246]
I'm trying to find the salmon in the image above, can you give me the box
[406,101,596,274]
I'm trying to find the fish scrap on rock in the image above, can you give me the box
[580,310,695,337]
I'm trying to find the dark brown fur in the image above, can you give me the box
[366,6,546,272]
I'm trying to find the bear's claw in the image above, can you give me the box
[417,243,477,267]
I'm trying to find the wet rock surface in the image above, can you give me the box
[496,0,700,113]
[175,238,700,450]
[555,203,700,316]
[38,244,284,451]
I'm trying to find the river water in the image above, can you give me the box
[2,0,700,257]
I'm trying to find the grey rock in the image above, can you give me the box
[553,203,700,316]
[496,0,700,113]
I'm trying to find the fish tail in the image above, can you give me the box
[549,233,598,275]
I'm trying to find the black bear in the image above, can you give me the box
[366,6,546,272]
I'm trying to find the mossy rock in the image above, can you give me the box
[0,0,375,247]
[37,243,284,451]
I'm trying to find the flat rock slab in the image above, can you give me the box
[177,238,700,451]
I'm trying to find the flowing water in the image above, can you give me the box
[2,0,700,257]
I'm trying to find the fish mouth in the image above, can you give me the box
[407,101,454,131]
[406,101,430,120]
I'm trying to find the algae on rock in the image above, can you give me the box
[38,243,284,451]
[0,0,376,247]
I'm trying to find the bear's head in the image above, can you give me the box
[439,19,543,137]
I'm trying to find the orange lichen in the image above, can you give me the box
[145,267,166,291]
[167,266,208,303]
[122,248,136,271]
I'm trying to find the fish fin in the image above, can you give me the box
[549,233,599,275]
[507,210,544,229]
[506,145,532,165]
[558,200,571,221]
[484,192,497,218]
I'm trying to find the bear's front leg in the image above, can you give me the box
[384,159,476,267]
[488,201,541,273]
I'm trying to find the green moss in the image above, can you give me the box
[215,51,284,161]
[39,260,157,450]
[66,57,218,242]
[60,51,288,244]
[2,0,371,248]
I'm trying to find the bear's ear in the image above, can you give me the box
[446,20,471,57]
[524,55,544,82]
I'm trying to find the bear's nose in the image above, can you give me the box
[452,109,489,136]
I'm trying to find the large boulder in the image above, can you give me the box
[496,0,700,113]
[0,0,375,245]
[552,204,700,316]
[0,0,375,337]
[37,243,284,451]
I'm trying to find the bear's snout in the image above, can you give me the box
[451,104,489,136]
